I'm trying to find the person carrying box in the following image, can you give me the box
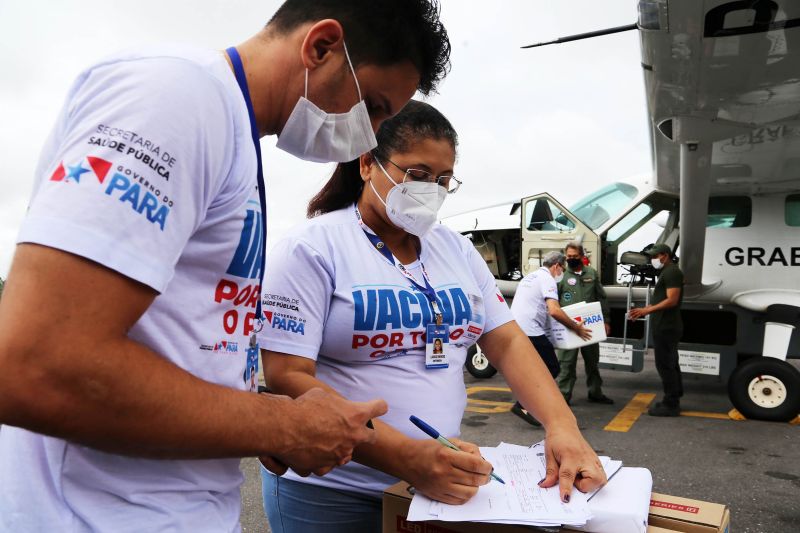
[555,242,614,405]
[510,251,592,426]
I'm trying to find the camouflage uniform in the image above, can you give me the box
[555,265,609,402]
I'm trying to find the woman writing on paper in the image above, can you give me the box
[259,100,606,532]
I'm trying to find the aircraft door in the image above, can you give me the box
[520,193,599,275]
[599,192,678,285]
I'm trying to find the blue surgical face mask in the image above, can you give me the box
[276,41,377,163]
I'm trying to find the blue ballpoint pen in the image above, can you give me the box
[409,415,505,484]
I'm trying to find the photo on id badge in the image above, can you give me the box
[426,324,450,369]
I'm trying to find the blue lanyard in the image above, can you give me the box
[227,47,268,329]
[355,207,443,325]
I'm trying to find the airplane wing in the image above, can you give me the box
[642,0,800,196]
[522,1,800,292]
[639,0,800,291]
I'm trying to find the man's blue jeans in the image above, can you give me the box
[261,466,382,533]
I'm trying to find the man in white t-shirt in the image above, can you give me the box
[509,251,591,426]
[0,1,451,531]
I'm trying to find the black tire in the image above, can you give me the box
[465,345,497,379]
[728,357,800,422]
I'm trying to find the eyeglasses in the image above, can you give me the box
[382,157,462,194]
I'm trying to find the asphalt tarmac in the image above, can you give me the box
[240,354,799,532]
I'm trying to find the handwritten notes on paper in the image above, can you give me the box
[408,442,592,527]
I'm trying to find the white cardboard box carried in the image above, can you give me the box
[550,301,607,350]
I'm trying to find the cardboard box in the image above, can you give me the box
[550,301,607,350]
[648,493,730,533]
[383,482,730,533]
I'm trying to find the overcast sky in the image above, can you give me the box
[0,0,650,278]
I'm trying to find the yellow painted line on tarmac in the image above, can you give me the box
[465,386,514,414]
[680,410,732,420]
[466,399,513,413]
[604,393,656,432]
[466,386,512,394]
[467,398,513,406]
[465,405,512,414]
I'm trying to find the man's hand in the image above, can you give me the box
[258,455,288,476]
[271,388,387,477]
[1,245,381,463]
[549,301,592,342]
[604,323,611,336]
[627,306,649,320]
[574,324,592,341]
[401,438,492,505]
[538,426,606,502]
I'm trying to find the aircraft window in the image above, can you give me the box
[599,191,677,285]
[707,196,751,228]
[786,194,800,226]
[524,198,575,232]
[569,183,638,230]
[607,204,653,242]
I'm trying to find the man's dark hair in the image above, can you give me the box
[268,0,450,95]
[308,99,457,217]
[565,241,585,256]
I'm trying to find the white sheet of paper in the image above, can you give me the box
[573,467,653,533]
[407,440,650,532]
[408,444,592,527]
[587,457,624,500]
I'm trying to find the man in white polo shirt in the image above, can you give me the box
[0,1,452,530]
[510,251,591,426]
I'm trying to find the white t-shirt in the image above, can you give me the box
[0,45,261,532]
[510,267,558,337]
[258,206,514,496]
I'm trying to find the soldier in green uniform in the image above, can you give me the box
[555,242,614,405]
[628,243,684,417]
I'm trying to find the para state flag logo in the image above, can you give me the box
[48,155,171,231]
[49,156,112,184]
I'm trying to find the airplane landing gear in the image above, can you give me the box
[728,357,800,422]
[465,344,497,379]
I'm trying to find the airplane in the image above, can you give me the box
[444,0,800,422]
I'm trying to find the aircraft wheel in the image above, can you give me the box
[728,357,800,422]
[465,345,497,379]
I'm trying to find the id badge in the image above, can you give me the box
[244,333,260,392]
[426,323,450,369]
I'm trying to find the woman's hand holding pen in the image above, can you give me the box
[400,437,492,505]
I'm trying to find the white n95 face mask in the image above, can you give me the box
[370,159,447,237]
[276,41,377,163]
[651,258,664,269]
[554,271,565,283]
